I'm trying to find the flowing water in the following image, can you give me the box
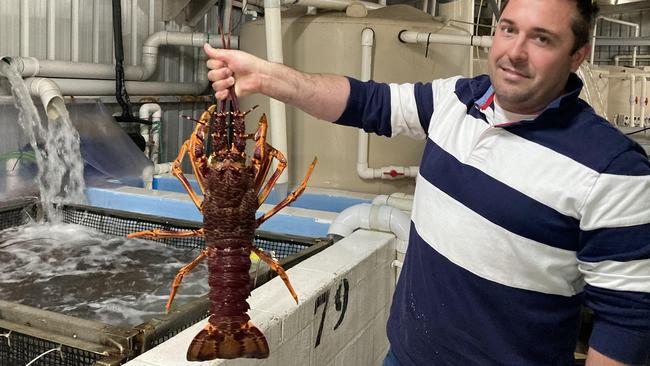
[0,62,86,221]
[0,223,209,326]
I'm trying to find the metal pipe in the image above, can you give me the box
[614,54,650,66]
[248,0,384,10]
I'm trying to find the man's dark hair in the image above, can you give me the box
[500,0,600,54]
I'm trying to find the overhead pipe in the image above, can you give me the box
[328,203,411,242]
[398,30,493,48]
[264,0,289,191]
[591,16,640,66]
[6,32,234,81]
[22,77,206,96]
[248,0,384,11]
[358,28,419,180]
[614,54,650,66]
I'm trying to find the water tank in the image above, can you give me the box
[240,5,473,194]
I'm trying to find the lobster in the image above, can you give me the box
[127,46,317,360]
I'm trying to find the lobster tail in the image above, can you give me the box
[186,321,269,361]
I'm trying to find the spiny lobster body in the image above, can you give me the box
[187,167,269,359]
[128,101,316,361]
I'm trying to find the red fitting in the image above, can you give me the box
[384,169,404,178]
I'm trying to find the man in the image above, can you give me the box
[204,0,650,364]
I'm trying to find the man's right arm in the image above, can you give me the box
[204,44,349,122]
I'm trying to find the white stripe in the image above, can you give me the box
[578,258,650,293]
[412,175,583,296]
[428,88,597,219]
[580,173,650,230]
[389,83,427,140]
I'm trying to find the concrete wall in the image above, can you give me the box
[125,230,398,366]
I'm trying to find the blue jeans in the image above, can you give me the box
[382,348,401,366]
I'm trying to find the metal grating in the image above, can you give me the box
[0,327,103,366]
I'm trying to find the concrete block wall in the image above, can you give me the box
[125,229,397,366]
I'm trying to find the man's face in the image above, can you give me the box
[487,0,589,114]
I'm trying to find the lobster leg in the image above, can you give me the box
[256,157,317,226]
[256,145,288,206]
[172,142,205,211]
[165,249,209,312]
[127,228,204,239]
[250,246,298,304]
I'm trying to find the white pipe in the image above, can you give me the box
[139,103,163,163]
[631,74,636,126]
[6,32,233,81]
[249,0,384,10]
[22,77,206,96]
[591,16,640,66]
[641,77,647,128]
[372,193,414,212]
[399,30,493,48]
[131,0,139,66]
[71,0,80,62]
[93,0,100,63]
[148,0,155,34]
[327,203,411,241]
[358,28,419,180]
[26,78,65,120]
[47,0,56,60]
[264,0,289,189]
[20,0,28,57]
[614,54,650,66]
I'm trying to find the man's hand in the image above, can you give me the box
[203,43,350,122]
[204,44,267,100]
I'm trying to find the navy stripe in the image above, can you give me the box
[387,227,580,366]
[602,147,650,176]
[420,139,580,251]
[336,77,392,137]
[583,284,650,364]
[454,78,489,124]
[579,223,650,262]
[413,82,433,133]
[505,101,645,173]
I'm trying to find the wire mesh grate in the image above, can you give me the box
[61,205,309,258]
[0,327,102,366]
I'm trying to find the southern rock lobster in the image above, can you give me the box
[128,36,317,361]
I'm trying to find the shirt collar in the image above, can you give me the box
[472,73,584,125]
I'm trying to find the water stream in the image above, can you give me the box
[0,61,86,222]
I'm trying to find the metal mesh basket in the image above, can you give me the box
[0,198,332,366]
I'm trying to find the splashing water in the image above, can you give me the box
[0,223,210,326]
[0,61,86,221]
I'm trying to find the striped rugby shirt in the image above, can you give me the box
[336,74,650,365]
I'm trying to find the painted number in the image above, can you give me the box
[314,278,350,348]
